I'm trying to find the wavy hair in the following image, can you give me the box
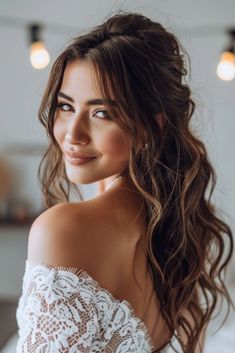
[37,10,234,353]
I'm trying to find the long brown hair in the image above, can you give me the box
[38,10,234,353]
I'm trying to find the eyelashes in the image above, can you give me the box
[56,102,71,112]
[56,102,111,120]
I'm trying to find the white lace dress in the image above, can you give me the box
[16,260,161,353]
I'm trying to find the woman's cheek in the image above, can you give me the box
[100,130,131,157]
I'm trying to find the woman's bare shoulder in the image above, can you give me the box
[27,200,127,272]
[27,202,94,267]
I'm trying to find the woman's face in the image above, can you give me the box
[53,59,131,185]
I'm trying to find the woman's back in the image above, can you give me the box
[68,183,170,349]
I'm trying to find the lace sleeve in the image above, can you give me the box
[16,260,100,353]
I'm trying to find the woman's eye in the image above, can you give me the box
[56,102,72,112]
[56,103,110,120]
[93,110,110,120]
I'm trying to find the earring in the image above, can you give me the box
[140,142,148,152]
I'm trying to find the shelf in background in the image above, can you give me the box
[0,215,39,227]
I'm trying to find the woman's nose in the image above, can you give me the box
[65,113,89,145]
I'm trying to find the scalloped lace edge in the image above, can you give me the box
[25,259,155,351]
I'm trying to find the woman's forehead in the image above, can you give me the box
[61,59,115,101]
[62,60,97,88]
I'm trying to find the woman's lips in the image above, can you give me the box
[64,151,97,165]
[64,150,96,159]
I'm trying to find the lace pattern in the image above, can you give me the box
[16,260,155,352]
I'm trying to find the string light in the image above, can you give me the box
[217,29,235,81]
[28,24,50,70]
[1,16,235,78]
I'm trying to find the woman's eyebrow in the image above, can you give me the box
[58,92,117,106]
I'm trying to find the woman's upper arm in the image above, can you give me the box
[16,255,100,352]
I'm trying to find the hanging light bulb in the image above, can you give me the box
[28,24,50,70]
[217,29,235,81]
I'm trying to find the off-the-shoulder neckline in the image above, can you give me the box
[25,259,155,352]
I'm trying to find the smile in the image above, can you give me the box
[65,155,97,165]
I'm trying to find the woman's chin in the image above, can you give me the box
[64,168,96,185]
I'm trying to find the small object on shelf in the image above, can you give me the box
[11,199,31,222]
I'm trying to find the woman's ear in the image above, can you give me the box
[137,112,166,152]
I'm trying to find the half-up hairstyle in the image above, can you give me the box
[38,10,234,353]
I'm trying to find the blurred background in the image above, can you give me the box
[0,0,234,352]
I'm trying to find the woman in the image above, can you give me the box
[16,10,233,353]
